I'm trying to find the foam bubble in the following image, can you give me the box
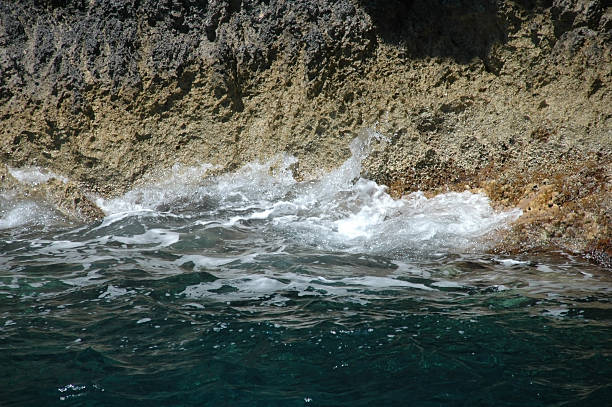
[176,254,241,268]
[337,276,433,291]
[98,285,130,299]
[334,179,403,239]
[112,229,179,247]
[105,130,518,255]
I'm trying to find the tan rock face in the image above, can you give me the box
[0,1,610,264]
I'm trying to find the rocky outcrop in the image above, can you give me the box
[0,164,104,223]
[0,0,610,263]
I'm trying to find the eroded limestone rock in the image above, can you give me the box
[1,0,610,262]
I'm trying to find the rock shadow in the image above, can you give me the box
[358,0,513,65]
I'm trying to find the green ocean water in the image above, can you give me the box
[1,135,610,406]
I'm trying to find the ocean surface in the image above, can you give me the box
[1,133,611,406]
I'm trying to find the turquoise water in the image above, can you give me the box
[1,135,611,406]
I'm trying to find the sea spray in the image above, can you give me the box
[89,130,521,256]
[7,166,68,185]
[2,131,521,255]
[96,163,217,214]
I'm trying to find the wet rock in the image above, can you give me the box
[586,238,612,268]
[0,164,18,190]
[0,0,610,263]
[36,179,105,223]
[1,164,104,223]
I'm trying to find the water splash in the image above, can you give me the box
[96,163,216,214]
[91,130,521,255]
[0,201,62,230]
[7,166,68,185]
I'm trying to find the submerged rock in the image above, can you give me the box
[0,0,610,262]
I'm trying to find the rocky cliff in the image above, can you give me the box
[1,0,610,264]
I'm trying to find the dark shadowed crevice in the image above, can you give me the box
[358,0,508,63]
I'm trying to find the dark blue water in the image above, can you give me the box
[1,136,611,406]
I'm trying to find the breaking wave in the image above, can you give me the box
[93,130,521,256]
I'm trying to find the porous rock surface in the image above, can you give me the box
[0,0,610,264]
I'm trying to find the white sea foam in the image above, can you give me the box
[496,258,530,267]
[0,200,62,230]
[180,270,435,304]
[2,130,522,273]
[61,270,104,287]
[98,285,130,299]
[176,254,242,268]
[0,167,69,231]
[7,166,68,185]
[431,281,464,288]
[96,163,216,214]
[136,317,152,324]
[112,229,180,247]
[90,130,521,256]
[337,276,433,290]
[334,179,403,239]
